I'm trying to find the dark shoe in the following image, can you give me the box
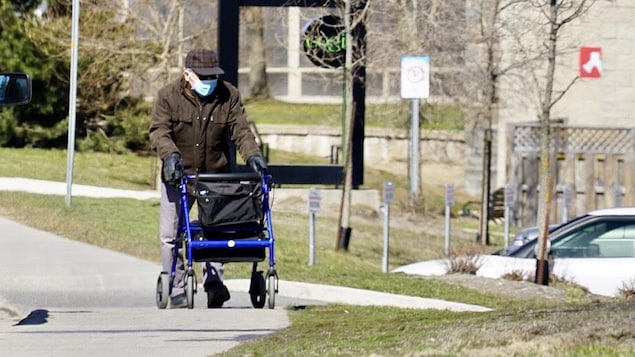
[170,294,187,309]
[206,283,230,308]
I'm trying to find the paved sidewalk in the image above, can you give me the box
[0,177,160,200]
[0,176,491,313]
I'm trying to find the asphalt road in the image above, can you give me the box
[0,216,298,356]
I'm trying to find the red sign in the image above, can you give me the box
[579,47,602,79]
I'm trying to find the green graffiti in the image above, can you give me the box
[304,32,346,54]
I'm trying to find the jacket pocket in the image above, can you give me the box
[170,112,193,123]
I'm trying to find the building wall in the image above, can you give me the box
[496,0,635,188]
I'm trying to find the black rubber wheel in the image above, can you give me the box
[156,272,169,309]
[267,274,276,309]
[249,271,266,309]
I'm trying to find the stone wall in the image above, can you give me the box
[254,124,467,184]
[256,125,465,163]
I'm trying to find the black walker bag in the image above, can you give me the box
[195,180,264,228]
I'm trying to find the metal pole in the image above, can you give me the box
[444,204,451,256]
[309,212,316,266]
[382,204,390,272]
[504,205,510,251]
[382,181,394,273]
[444,184,454,256]
[65,0,80,207]
[308,188,320,265]
[409,98,420,205]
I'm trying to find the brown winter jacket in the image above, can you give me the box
[149,77,261,175]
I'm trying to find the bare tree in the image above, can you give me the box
[243,6,270,99]
[466,0,529,245]
[112,0,218,92]
[336,0,369,250]
[460,0,596,255]
[522,0,596,285]
[476,0,595,282]
[367,0,468,102]
[364,0,469,213]
[469,0,507,246]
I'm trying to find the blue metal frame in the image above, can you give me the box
[168,172,276,292]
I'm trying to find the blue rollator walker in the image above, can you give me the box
[155,171,278,309]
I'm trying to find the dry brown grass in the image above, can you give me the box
[501,269,529,281]
[444,252,483,274]
[618,279,635,299]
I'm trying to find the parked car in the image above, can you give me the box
[394,207,635,297]
[501,224,561,256]
[506,207,635,259]
[0,72,32,106]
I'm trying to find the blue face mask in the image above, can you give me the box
[192,79,217,97]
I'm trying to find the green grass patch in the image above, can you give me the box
[245,99,465,130]
[0,147,157,190]
[0,147,630,356]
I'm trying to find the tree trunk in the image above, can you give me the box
[244,7,269,99]
[535,3,559,286]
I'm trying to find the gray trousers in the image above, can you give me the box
[160,183,224,298]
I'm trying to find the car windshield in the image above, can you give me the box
[505,215,590,257]
[551,220,635,258]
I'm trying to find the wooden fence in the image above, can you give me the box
[506,124,635,226]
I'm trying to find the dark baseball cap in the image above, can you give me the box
[184,49,225,76]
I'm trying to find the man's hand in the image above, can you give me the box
[162,152,184,186]
[247,155,268,174]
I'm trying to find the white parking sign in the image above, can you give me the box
[308,188,321,213]
[400,55,430,99]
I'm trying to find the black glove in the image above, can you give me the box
[162,152,183,186]
[247,155,268,174]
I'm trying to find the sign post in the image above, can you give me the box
[65,0,80,206]
[308,188,321,266]
[401,55,430,206]
[444,184,454,256]
[381,182,394,272]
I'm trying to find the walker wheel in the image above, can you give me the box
[249,271,266,309]
[267,273,276,309]
[186,274,195,309]
[156,272,169,309]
